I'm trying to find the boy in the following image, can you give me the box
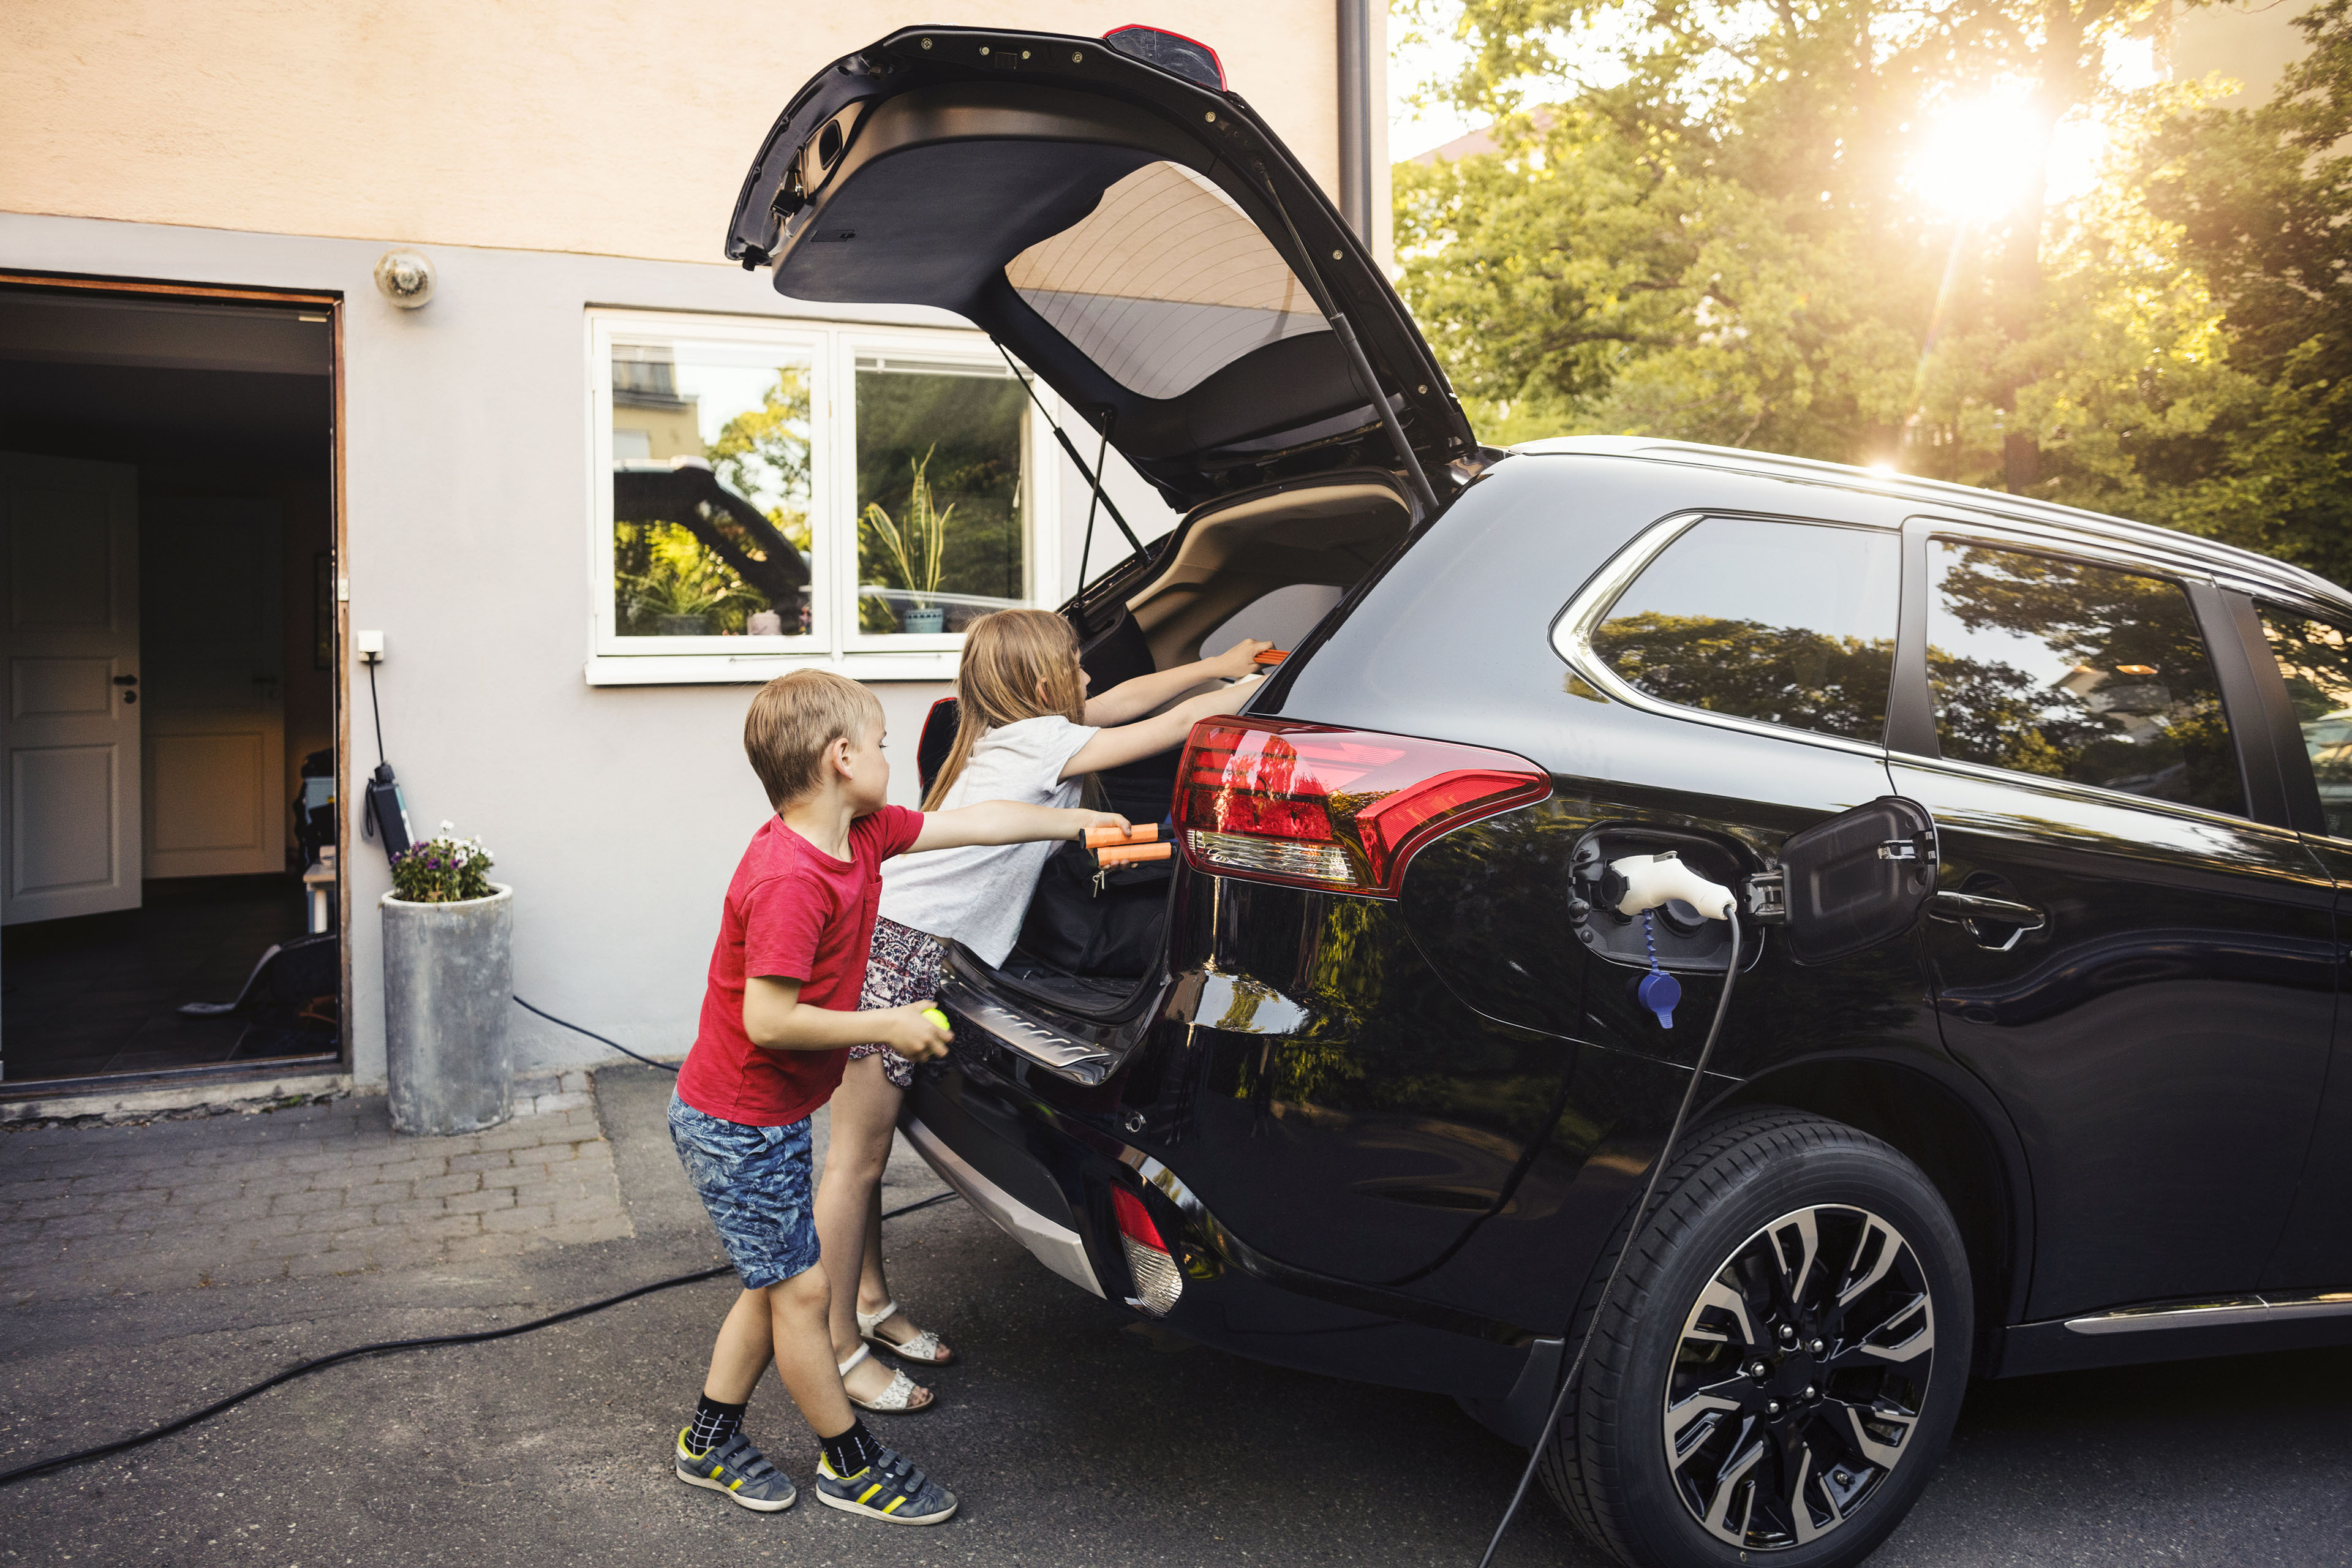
[667,669,1126,1525]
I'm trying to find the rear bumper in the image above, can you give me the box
[900,1113,1102,1298]
[897,1020,1538,1404]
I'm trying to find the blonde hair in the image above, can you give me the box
[744,669,886,809]
[924,609,1086,810]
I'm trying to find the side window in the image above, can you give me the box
[1591,516,1899,744]
[2255,605,2352,839]
[1926,541,2242,815]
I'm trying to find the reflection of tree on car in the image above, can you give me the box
[1591,612,1893,741]
[1929,546,2238,809]
[2259,606,2352,835]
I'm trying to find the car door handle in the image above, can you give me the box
[1929,891,2046,950]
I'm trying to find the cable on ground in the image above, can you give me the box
[0,1189,962,1488]
[513,995,680,1073]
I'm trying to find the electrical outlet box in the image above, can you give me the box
[355,629,385,662]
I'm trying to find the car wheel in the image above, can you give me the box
[1540,1108,1972,1568]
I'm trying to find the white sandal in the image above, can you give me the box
[837,1344,929,1413]
[858,1298,954,1366]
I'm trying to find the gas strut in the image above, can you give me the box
[1250,160,1442,518]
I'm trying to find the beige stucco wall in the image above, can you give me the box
[2173,0,2312,105]
[1,1,1363,267]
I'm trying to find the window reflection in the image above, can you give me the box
[854,355,1027,635]
[611,341,813,638]
[1926,544,2240,815]
[1593,518,1899,743]
[2256,605,2352,838]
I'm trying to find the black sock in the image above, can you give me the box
[820,1418,884,1477]
[687,1393,746,1455]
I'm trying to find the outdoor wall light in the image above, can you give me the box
[374,250,435,309]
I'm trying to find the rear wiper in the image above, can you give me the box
[1250,159,1442,518]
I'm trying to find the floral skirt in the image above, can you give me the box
[854,917,947,1090]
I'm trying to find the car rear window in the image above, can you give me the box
[1926,542,2242,815]
[1591,516,1899,743]
[2255,604,2352,839]
[1004,162,1328,401]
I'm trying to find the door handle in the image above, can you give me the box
[1929,891,2046,951]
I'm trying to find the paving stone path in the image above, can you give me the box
[0,1075,633,1302]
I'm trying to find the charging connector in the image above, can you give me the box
[1609,851,1736,920]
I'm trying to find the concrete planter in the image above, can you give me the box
[381,883,514,1135]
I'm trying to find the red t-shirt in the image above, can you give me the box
[676,805,925,1126]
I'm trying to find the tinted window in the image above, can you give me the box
[2256,605,2352,839]
[1592,517,1899,743]
[1927,543,2241,814]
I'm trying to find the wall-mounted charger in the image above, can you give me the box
[356,630,385,663]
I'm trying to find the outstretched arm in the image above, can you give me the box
[742,975,949,1060]
[907,801,1129,856]
[1082,638,1273,726]
[1062,674,1261,778]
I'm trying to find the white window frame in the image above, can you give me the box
[586,308,1062,685]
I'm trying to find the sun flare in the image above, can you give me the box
[1905,96,2052,221]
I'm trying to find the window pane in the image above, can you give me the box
[611,341,813,638]
[1927,543,2241,814]
[1006,162,1328,400]
[854,356,1027,635]
[1592,518,1899,742]
[2256,605,2352,839]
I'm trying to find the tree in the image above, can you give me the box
[1395,0,2352,584]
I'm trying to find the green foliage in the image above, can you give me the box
[859,447,954,627]
[391,823,496,904]
[708,366,815,555]
[615,524,764,634]
[1397,0,2352,586]
[854,370,1026,630]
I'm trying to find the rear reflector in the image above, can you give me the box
[1112,1186,1183,1317]
[1177,719,1549,898]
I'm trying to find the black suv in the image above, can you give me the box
[731,29,2352,1567]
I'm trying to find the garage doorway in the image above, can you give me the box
[0,278,345,1091]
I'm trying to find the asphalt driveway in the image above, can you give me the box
[1,1065,2345,1567]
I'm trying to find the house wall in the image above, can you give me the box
[1,2,1391,1085]
[2171,0,2312,106]
[0,210,1178,1084]
[1,1,1365,265]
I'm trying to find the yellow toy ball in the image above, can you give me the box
[921,1008,951,1034]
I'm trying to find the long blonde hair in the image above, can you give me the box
[923,609,1087,810]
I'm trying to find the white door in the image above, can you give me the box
[141,499,285,880]
[1,453,142,925]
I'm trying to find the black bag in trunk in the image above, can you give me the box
[1016,839,1172,978]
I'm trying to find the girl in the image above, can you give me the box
[816,609,1268,1411]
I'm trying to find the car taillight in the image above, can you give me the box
[1112,1186,1182,1317]
[1177,718,1550,897]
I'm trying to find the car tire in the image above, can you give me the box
[1540,1107,1972,1568]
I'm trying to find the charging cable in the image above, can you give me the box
[514,995,680,1074]
[1476,869,1745,1567]
[0,1187,961,1489]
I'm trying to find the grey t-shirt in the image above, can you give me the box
[878,714,1098,967]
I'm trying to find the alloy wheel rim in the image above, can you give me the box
[1661,1204,1936,1550]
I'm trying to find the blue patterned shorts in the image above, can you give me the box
[668,1092,820,1290]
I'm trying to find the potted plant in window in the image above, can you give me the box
[862,448,951,633]
[380,823,513,1136]
[619,545,761,636]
